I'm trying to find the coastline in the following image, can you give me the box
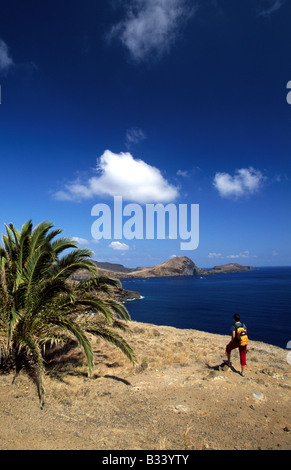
[0,320,290,450]
[120,266,291,350]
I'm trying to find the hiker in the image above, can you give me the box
[225,314,248,376]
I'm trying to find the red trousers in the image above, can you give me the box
[226,340,247,366]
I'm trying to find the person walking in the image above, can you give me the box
[225,314,248,376]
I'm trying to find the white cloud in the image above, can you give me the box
[226,251,258,259]
[176,166,201,178]
[226,251,250,259]
[257,0,285,17]
[0,39,14,75]
[208,252,222,259]
[71,236,89,245]
[71,237,99,245]
[109,0,196,62]
[0,38,37,78]
[55,149,179,204]
[176,169,189,178]
[213,167,265,198]
[208,251,257,260]
[108,241,130,251]
[126,127,146,147]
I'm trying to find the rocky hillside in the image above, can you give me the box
[116,256,208,278]
[72,256,208,280]
[209,263,253,274]
[72,256,253,281]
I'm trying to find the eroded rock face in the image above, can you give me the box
[122,256,209,278]
[72,257,253,281]
[73,256,209,280]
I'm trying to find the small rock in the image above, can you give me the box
[175,404,189,412]
[96,391,111,397]
[253,392,264,401]
[283,426,290,432]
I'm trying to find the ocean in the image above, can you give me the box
[121,267,291,349]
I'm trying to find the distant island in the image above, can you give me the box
[209,263,253,274]
[72,256,253,281]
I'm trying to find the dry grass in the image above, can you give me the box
[0,320,290,450]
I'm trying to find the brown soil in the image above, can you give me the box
[0,321,290,450]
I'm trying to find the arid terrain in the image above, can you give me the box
[0,321,290,450]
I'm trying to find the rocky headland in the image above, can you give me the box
[72,256,252,281]
[70,257,254,302]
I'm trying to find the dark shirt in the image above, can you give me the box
[231,322,247,343]
[231,321,247,333]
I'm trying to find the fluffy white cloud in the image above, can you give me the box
[55,150,179,204]
[213,167,265,198]
[108,241,130,251]
[0,39,14,74]
[109,0,195,62]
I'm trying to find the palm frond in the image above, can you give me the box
[0,220,136,406]
[49,317,94,375]
[50,249,97,281]
[71,298,116,323]
[105,299,131,321]
[17,334,45,407]
[85,322,136,365]
[7,306,20,349]
[50,237,78,256]
[29,221,54,254]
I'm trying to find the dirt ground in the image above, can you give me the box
[0,321,290,450]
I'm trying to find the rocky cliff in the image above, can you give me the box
[72,257,253,281]
[72,256,208,280]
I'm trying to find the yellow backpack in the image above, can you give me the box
[234,323,248,347]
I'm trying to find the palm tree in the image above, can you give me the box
[0,220,136,407]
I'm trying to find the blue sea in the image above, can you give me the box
[121,267,291,349]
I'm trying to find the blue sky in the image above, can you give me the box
[0,0,291,268]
